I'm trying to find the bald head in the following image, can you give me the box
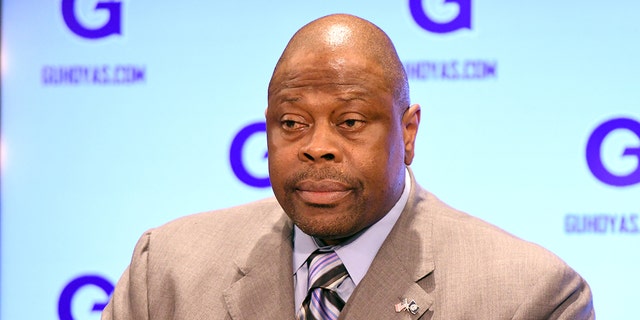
[268,14,409,111]
[265,14,421,243]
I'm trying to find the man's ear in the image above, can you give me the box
[402,104,421,165]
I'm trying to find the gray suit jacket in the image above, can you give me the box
[102,179,594,319]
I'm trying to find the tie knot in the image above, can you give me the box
[307,250,349,291]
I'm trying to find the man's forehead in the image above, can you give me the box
[279,50,371,72]
[269,54,387,96]
[275,44,383,76]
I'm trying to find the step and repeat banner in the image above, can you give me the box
[2,1,638,319]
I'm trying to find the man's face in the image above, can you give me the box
[266,49,411,244]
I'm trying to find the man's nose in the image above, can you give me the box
[298,124,342,163]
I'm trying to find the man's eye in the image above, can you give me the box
[339,119,365,129]
[281,120,305,130]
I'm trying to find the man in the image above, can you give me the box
[102,14,594,319]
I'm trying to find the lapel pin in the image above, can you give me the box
[395,298,420,315]
[394,298,408,313]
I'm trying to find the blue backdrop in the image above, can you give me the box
[2,1,639,319]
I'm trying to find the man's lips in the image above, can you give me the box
[295,180,353,205]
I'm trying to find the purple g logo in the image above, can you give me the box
[409,0,471,33]
[229,122,271,188]
[58,274,114,320]
[586,117,640,187]
[62,0,122,39]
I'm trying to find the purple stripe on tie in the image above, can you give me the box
[310,289,323,316]
[309,253,339,280]
[310,253,337,274]
[311,289,339,320]
[321,293,340,320]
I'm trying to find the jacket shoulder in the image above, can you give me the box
[149,197,286,244]
[413,188,593,318]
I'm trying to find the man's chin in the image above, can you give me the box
[294,217,361,244]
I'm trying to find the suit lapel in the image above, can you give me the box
[340,171,436,319]
[223,213,296,320]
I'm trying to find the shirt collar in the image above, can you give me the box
[293,167,411,285]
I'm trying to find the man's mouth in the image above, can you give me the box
[295,180,353,205]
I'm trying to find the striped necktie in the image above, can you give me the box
[297,250,349,320]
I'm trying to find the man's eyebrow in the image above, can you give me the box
[336,96,366,102]
[279,96,300,103]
